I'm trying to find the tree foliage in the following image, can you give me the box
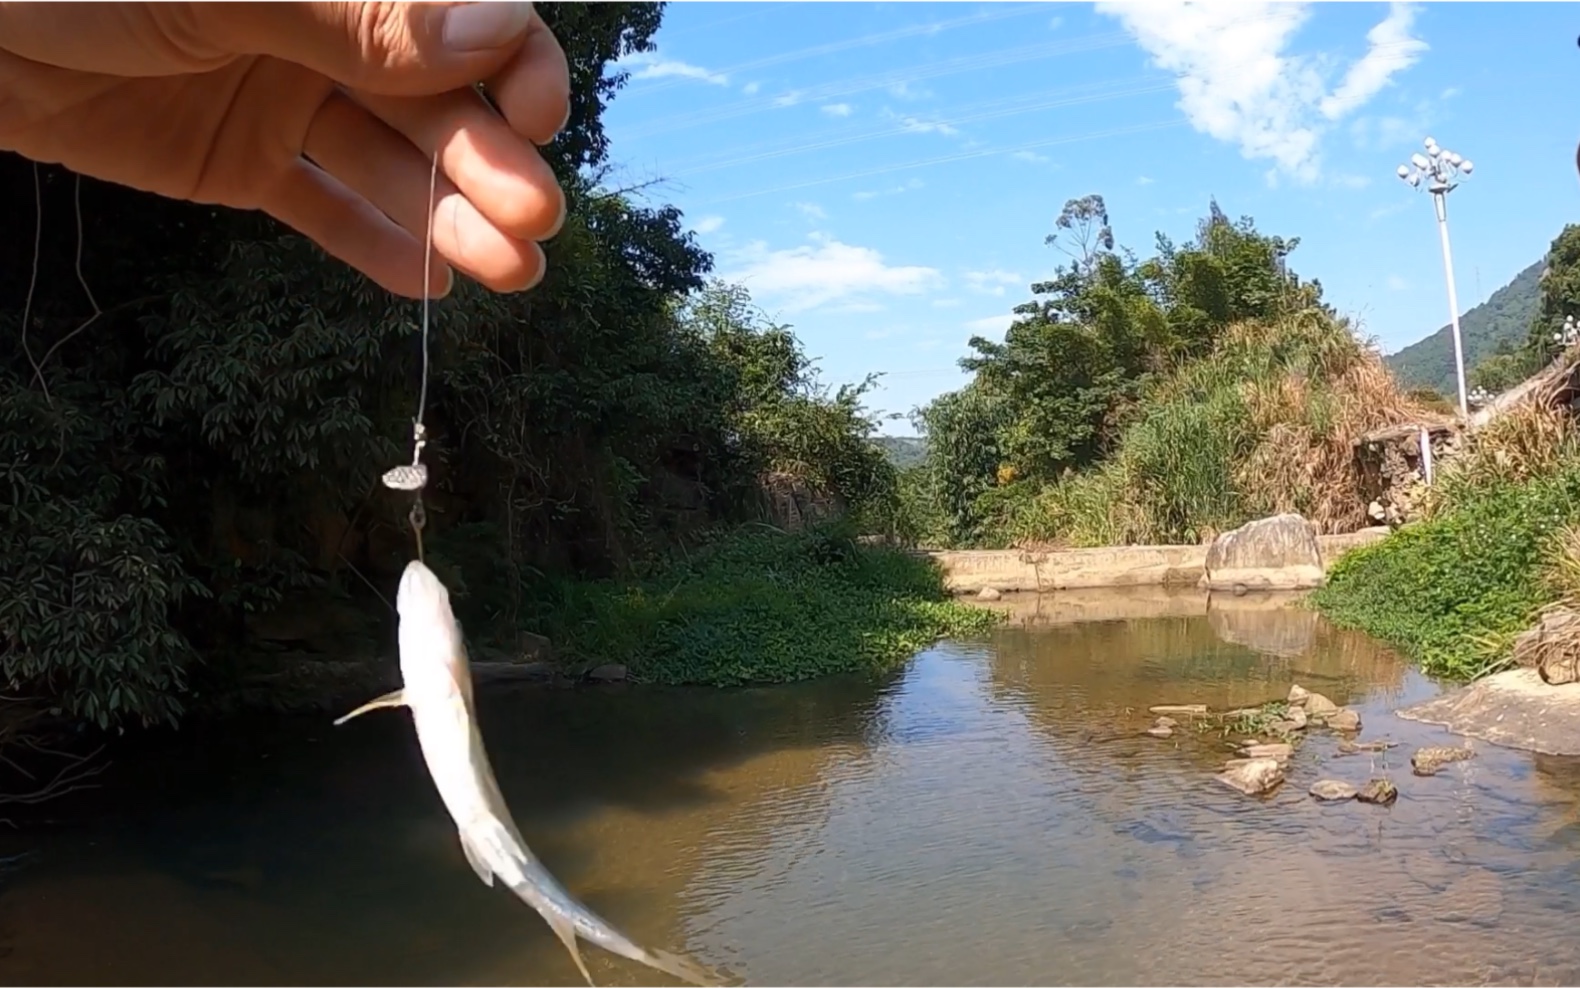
[917,195,1325,545]
[0,2,899,730]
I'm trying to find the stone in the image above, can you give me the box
[1154,716,1178,729]
[1309,780,1358,801]
[1509,605,1580,684]
[1327,709,1362,732]
[1411,745,1475,777]
[1145,726,1175,738]
[1150,704,1208,716]
[1357,778,1398,806]
[1303,692,1340,718]
[587,663,628,684]
[1199,513,1326,593]
[976,587,1004,602]
[1239,742,1293,762]
[1337,738,1398,755]
[1395,668,1580,756]
[1215,757,1285,796]
[1288,684,1311,705]
[1284,706,1309,730]
[518,630,555,663]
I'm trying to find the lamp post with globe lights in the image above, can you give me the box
[1397,136,1475,417]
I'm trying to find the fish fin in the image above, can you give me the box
[332,689,406,726]
[641,949,725,987]
[457,831,495,888]
[545,913,597,987]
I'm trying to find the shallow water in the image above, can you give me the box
[5,592,1580,986]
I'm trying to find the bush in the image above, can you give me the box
[534,523,1002,686]
[1311,462,1580,679]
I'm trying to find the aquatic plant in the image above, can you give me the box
[535,522,1003,686]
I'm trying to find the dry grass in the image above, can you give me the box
[1000,313,1445,546]
[1233,326,1442,535]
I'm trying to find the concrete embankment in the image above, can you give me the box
[928,529,1390,595]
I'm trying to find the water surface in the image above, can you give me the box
[4,591,1580,986]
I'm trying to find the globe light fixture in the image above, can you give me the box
[1397,137,1477,417]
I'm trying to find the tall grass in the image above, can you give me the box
[994,310,1436,547]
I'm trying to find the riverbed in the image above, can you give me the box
[3,593,1580,986]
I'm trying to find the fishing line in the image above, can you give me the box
[379,151,441,563]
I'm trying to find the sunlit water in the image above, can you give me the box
[5,589,1580,986]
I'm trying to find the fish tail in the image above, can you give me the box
[501,863,721,987]
[543,911,596,987]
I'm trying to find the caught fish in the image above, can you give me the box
[336,560,717,987]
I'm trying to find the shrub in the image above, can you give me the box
[1312,462,1580,679]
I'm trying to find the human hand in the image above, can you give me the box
[0,2,571,299]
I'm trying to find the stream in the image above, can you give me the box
[3,590,1579,986]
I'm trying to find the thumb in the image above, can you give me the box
[209,2,538,96]
[0,2,534,95]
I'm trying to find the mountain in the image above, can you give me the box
[1386,258,1544,395]
[874,435,927,469]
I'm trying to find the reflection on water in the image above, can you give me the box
[5,591,1580,986]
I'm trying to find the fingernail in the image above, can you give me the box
[443,1,534,52]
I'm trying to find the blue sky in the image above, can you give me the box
[598,1,1580,435]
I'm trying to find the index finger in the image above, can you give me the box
[481,8,570,147]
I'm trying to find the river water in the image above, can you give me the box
[4,590,1580,986]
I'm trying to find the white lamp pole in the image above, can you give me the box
[1397,137,1475,418]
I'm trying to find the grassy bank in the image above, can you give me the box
[1311,403,1580,680]
[534,524,1002,686]
[981,313,1432,548]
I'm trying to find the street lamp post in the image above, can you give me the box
[1397,136,1475,418]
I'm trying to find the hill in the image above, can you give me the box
[874,435,927,469]
[1386,258,1544,394]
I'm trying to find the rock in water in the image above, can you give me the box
[1309,780,1358,801]
[1411,745,1475,776]
[977,587,1003,602]
[1304,692,1340,719]
[1327,708,1361,732]
[1239,742,1293,762]
[1284,706,1309,730]
[1199,513,1326,592]
[1150,704,1208,716]
[1288,684,1311,705]
[1216,757,1286,796]
[587,663,629,683]
[1154,716,1178,729]
[1145,726,1174,738]
[1357,778,1398,805]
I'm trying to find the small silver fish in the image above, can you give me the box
[337,560,717,987]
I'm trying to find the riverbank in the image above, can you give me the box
[926,528,1390,595]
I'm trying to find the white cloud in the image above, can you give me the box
[888,80,932,101]
[932,298,963,308]
[1095,1,1428,184]
[852,177,925,201]
[1330,173,1371,189]
[965,314,1016,336]
[773,90,803,108]
[1440,85,1460,100]
[1136,175,1156,185]
[822,102,855,117]
[693,215,725,234]
[722,235,943,312]
[1012,150,1050,163]
[620,53,729,87]
[792,201,828,221]
[1048,15,1064,30]
[1320,3,1429,119]
[964,269,1023,297]
[1350,112,1427,152]
[742,81,761,95]
[1386,274,1409,291]
[897,115,960,137]
[865,325,906,340]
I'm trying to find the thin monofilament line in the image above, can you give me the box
[416,150,438,431]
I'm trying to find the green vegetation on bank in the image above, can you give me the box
[538,523,999,687]
[1313,229,1580,681]
[890,195,1428,551]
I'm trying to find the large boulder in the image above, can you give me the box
[1199,513,1325,593]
